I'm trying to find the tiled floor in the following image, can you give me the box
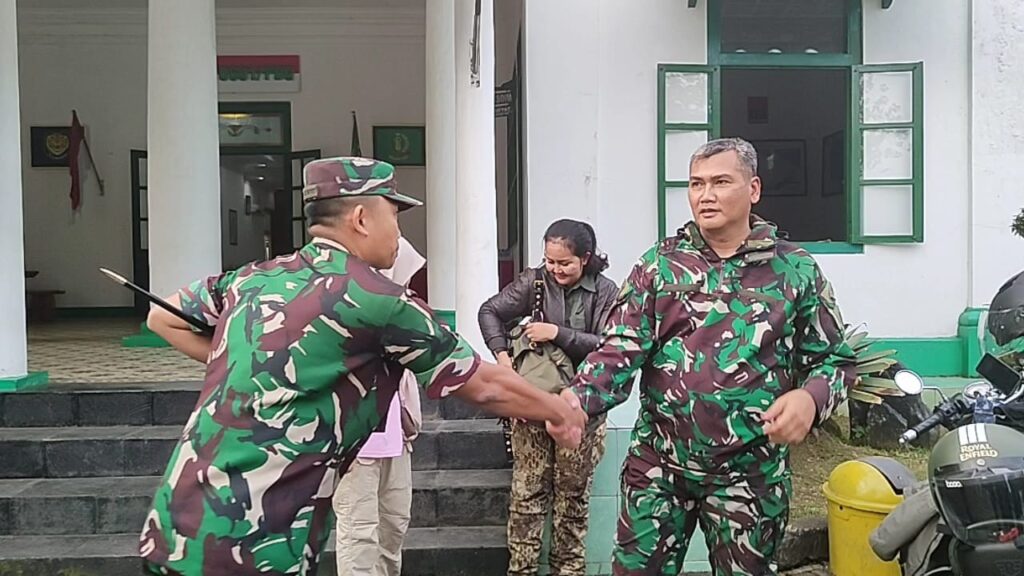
[27,318,205,383]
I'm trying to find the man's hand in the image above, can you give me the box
[496,351,514,369]
[545,389,587,449]
[524,322,558,343]
[761,388,817,445]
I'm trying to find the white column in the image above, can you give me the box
[522,0,601,269]
[969,0,1024,307]
[147,0,222,298]
[0,0,28,379]
[425,0,457,313]
[454,0,498,354]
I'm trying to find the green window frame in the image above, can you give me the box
[656,64,720,239]
[656,0,924,251]
[852,63,924,243]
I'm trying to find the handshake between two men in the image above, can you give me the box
[452,361,589,450]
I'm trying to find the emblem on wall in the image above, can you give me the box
[30,126,72,167]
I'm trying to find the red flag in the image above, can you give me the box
[69,110,84,211]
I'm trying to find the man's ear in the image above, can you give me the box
[350,202,370,237]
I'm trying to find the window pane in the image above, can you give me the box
[140,220,148,251]
[862,71,914,124]
[665,130,708,182]
[863,128,913,181]
[720,0,847,55]
[664,186,694,234]
[219,113,285,147]
[138,158,147,187]
[862,185,914,237]
[139,187,148,219]
[292,158,304,187]
[721,68,849,242]
[292,189,302,216]
[293,221,304,249]
[665,73,708,124]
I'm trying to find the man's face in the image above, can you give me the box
[358,197,401,269]
[687,150,761,233]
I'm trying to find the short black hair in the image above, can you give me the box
[303,197,369,228]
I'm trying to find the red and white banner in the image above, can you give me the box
[217,55,301,94]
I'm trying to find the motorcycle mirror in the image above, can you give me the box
[893,370,925,395]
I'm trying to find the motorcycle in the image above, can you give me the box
[868,353,1024,576]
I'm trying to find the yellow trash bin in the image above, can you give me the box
[821,456,915,576]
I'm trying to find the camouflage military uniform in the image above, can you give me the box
[139,158,480,576]
[569,217,857,576]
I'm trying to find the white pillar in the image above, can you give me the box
[969,0,1024,308]
[0,0,28,379]
[455,0,499,354]
[425,0,457,313]
[147,0,222,298]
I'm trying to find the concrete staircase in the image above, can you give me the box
[0,381,514,575]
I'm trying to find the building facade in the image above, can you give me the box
[2,0,1024,571]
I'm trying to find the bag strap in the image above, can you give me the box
[531,268,545,322]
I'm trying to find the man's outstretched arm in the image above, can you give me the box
[147,293,212,363]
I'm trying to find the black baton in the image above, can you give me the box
[98,267,215,336]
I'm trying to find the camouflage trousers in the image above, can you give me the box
[507,419,607,576]
[612,450,791,576]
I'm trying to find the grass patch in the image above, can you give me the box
[789,415,930,520]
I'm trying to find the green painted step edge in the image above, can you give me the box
[0,371,49,393]
[866,337,962,377]
[864,306,987,378]
[958,307,986,377]
[122,322,170,348]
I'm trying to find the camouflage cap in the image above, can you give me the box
[302,156,422,210]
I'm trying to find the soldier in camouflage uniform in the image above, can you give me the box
[565,138,858,576]
[140,157,588,576]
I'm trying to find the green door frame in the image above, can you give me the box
[129,101,295,313]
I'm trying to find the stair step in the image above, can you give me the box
[0,381,201,428]
[0,469,511,536]
[1,382,498,427]
[0,527,509,576]
[0,419,510,478]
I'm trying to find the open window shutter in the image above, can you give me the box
[851,63,924,243]
[658,64,720,239]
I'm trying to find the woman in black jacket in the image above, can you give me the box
[478,218,618,576]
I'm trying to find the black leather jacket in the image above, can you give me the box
[477,267,619,367]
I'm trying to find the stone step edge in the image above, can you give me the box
[0,469,512,499]
[0,418,504,441]
[0,526,509,560]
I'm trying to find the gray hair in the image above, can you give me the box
[689,137,758,179]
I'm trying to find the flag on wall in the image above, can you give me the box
[68,109,104,212]
[350,110,362,156]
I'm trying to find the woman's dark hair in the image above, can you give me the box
[543,218,610,276]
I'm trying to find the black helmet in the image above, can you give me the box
[929,423,1024,546]
[988,271,1024,347]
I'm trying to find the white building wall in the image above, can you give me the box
[594,0,706,283]
[16,4,429,307]
[830,0,971,337]
[969,0,1024,308]
[525,0,974,338]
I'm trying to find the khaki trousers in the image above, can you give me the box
[332,447,413,576]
